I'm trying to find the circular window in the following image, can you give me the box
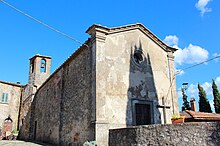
[133,51,144,65]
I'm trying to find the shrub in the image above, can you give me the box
[171,114,185,120]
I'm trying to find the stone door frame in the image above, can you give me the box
[131,99,154,125]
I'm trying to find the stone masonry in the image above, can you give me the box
[0,81,22,131]
[0,54,51,138]
[18,23,179,146]
[87,24,178,145]
[109,122,220,146]
[19,45,94,145]
[19,54,51,130]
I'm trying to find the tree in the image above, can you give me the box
[212,80,220,113]
[182,88,190,111]
[198,83,212,113]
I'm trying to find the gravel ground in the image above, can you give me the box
[0,140,53,146]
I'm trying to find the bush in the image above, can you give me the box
[11,130,19,135]
[171,114,185,120]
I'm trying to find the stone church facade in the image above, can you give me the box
[0,23,178,145]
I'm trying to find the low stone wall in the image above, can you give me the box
[109,122,220,146]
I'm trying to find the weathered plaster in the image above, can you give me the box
[0,81,22,131]
[19,23,178,146]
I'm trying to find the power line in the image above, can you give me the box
[165,55,220,103]
[0,0,88,47]
[176,55,220,75]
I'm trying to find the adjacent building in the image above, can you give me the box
[0,54,51,138]
[0,81,22,131]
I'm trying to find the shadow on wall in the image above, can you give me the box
[126,41,161,126]
[17,101,32,141]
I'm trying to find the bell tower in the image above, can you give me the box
[28,54,51,89]
[18,54,51,130]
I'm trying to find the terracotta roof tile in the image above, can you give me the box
[180,110,220,121]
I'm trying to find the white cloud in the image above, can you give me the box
[177,87,182,97]
[201,82,212,95]
[175,69,185,76]
[174,44,209,65]
[163,35,209,66]
[186,82,212,97]
[163,35,179,46]
[195,0,212,16]
[215,76,220,87]
[213,53,220,57]
[213,53,220,62]
[187,84,198,97]
[186,82,211,96]
[210,100,215,109]
[185,76,220,99]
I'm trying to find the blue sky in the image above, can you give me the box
[0,0,220,112]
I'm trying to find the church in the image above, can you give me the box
[0,23,178,145]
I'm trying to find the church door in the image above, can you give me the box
[135,103,151,125]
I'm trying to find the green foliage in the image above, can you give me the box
[212,80,220,113]
[198,83,212,113]
[182,88,190,111]
[11,129,19,134]
[171,114,185,120]
[83,141,97,146]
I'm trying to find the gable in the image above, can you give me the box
[86,23,177,53]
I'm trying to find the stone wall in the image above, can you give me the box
[109,122,220,146]
[0,81,22,131]
[28,55,51,88]
[19,44,95,145]
[19,55,52,130]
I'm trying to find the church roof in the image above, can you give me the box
[86,23,177,52]
[36,23,177,92]
[0,80,23,87]
[180,110,220,121]
[29,54,51,60]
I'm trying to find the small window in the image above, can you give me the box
[1,93,9,103]
[40,59,46,73]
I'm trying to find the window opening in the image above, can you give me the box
[133,50,144,65]
[40,59,46,73]
[1,93,8,103]
[31,60,35,73]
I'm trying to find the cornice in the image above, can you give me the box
[86,23,178,52]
